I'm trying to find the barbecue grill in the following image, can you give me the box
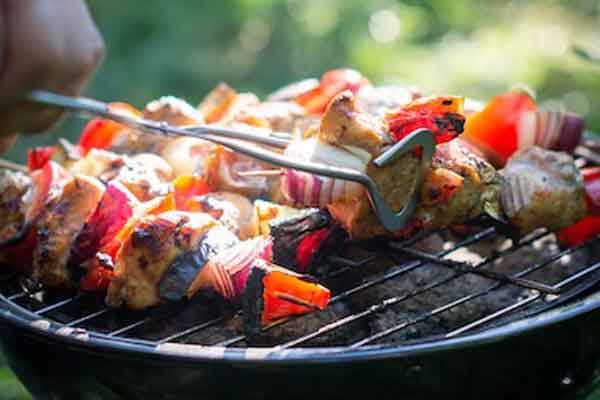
[1,139,600,400]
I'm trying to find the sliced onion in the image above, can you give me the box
[518,111,584,153]
[192,236,272,301]
[281,138,367,208]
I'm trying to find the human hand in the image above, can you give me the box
[0,0,105,152]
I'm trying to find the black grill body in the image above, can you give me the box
[1,292,600,399]
[1,140,600,399]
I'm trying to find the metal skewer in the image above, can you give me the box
[24,90,436,232]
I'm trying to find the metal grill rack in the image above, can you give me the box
[0,143,599,352]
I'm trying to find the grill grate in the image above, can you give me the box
[1,144,600,351]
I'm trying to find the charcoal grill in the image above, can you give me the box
[1,139,600,400]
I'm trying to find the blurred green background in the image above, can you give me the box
[2,0,600,398]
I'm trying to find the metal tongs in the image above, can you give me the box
[26,90,436,232]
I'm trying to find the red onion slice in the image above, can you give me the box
[281,138,367,208]
[518,111,584,153]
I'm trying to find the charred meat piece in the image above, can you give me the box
[412,140,502,232]
[318,91,390,156]
[197,83,260,125]
[69,149,171,202]
[108,97,204,155]
[0,170,31,242]
[270,208,347,274]
[33,175,105,288]
[184,191,259,240]
[326,151,420,240]
[142,96,204,126]
[500,146,586,235]
[106,211,222,309]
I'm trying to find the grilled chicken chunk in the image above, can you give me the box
[500,146,586,235]
[142,96,205,126]
[107,211,228,309]
[317,91,389,156]
[109,96,205,155]
[0,170,31,242]
[33,175,105,288]
[69,149,172,201]
[197,83,260,125]
[413,140,502,231]
[187,191,259,240]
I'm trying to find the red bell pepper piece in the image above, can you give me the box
[81,194,175,291]
[71,182,139,266]
[583,167,600,215]
[463,91,537,167]
[79,102,140,155]
[295,69,371,115]
[295,227,332,273]
[386,96,466,147]
[556,215,600,247]
[27,146,56,171]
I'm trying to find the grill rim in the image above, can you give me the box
[1,281,599,365]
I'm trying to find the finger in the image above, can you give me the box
[0,102,65,136]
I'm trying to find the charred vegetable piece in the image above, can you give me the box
[159,225,239,302]
[79,102,141,155]
[386,96,466,146]
[500,147,586,235]
[70,182,139,267]
[243,259,330,338]
[270,208,346,274]
[295,69,371,115]
[0,170,33,268]
[33,175,105,288]
[107,211,218,309]
[182,191,259,240]
[187,236,272,300]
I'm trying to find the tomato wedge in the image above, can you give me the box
[79,102,140,155]
[463,91,537,167]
